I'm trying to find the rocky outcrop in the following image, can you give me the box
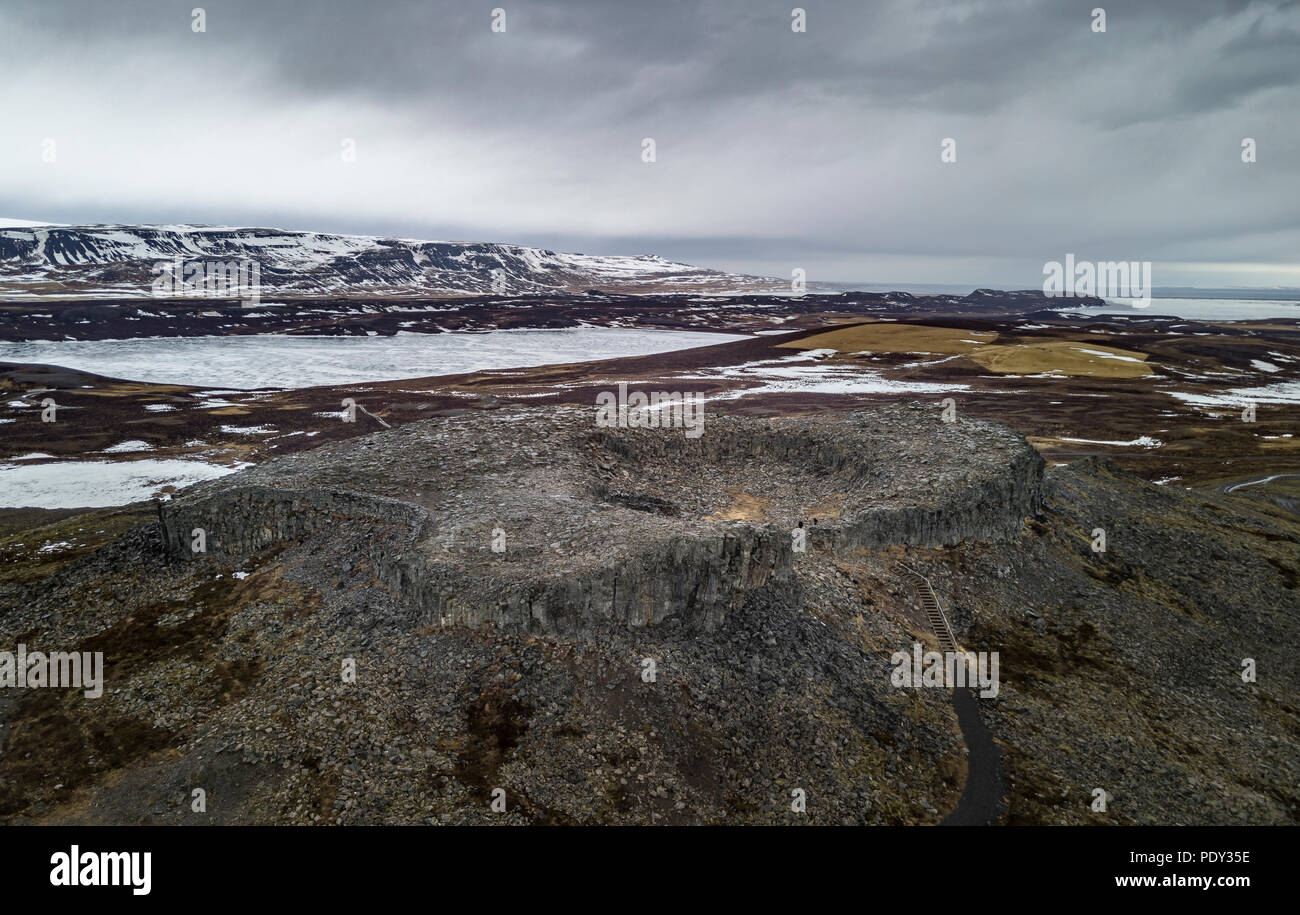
[159,403,1044,634]
[822,445,1045,551]
[156,486,429,560]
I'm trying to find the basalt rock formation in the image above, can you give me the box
[4,406,1298,826]
[159,404,1044,635]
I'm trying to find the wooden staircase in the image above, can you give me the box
[896,561,958,653]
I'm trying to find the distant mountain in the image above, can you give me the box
[0,223,777,299]
[0,217,67,228]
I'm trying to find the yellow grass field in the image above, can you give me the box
[777,322,996,355]
[967,341,1152,378]
[777,322,1152,378]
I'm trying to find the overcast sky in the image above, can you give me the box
[1,0,1297,287]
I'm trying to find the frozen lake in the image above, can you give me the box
[0,458,242,509]
[0,327,747,390]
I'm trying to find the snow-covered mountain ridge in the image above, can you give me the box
[0,223,774,298]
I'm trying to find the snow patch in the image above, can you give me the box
[0,459,245,508]
[101,440,153,453]
[1059,436,1163,448]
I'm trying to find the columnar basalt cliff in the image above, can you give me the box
[158,403,1044,634]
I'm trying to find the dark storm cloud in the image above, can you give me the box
[14,0,1288,120]
[1,0,1298,286]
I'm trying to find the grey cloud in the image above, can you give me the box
[0,0,1297,286]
